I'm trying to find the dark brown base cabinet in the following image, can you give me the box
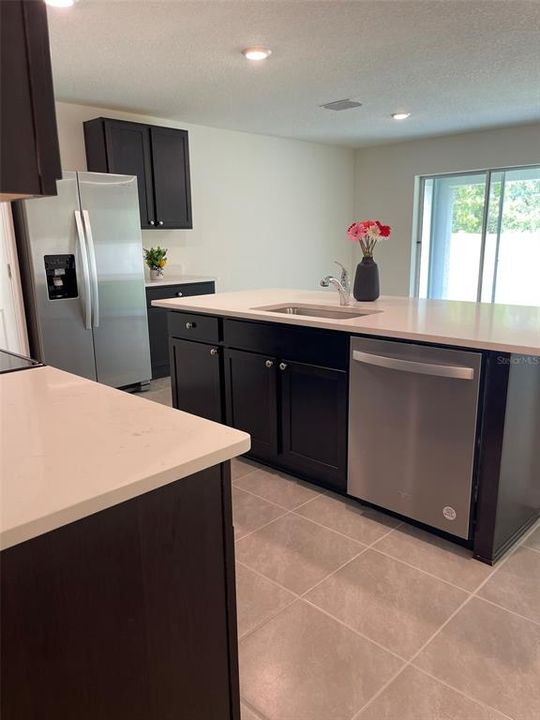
[1,464,240,720]
[170,314,349,492]
[167,311,540,565]
[146,281,215,379]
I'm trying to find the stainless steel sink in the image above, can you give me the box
[253,303,381,320]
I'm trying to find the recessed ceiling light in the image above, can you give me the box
[242,47,272,61]
[392,112,411,120]
[45,0,77,7]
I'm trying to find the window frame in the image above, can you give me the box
[413,163,540,303]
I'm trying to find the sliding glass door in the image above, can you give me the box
[416,165,540,306]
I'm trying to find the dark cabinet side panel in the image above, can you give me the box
[171,338,223,422]
[280,361,348,491]
[151,126,192,229]
[147,307,170,378]
[1,499,152,720]
[224,348,279,459]
[1,467,239,720]
[138,468,238,720]
[0,0,61,199]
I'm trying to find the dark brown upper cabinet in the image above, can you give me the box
[83,118,192,230]
[0,0,62,201]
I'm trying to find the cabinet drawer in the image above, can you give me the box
[168,312,220,343]
[146,282,215,307]
[223,318,349,370]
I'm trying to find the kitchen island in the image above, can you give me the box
[153,289,540,564]
[0,365,249,720]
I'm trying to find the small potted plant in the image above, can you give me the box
[143,246,168,281]
[347,220,391,301]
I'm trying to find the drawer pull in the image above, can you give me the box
[210,347,218,356]
[158,220,164,226]
[185,321,197,329]
[279,362,287,371]
[176,292,183,297]
[265,360,274,368]
[149,220,155,226]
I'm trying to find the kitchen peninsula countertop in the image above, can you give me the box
[152,289,540,356]
[0,366,249,549]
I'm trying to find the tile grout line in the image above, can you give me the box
[406,666,515,720]
[235,509,292,543]
[235,560,303,600]
[473,594,540,628]
[301,595,409,664]
[366,544,486,594]
[240,696,270,720]
[233,483,293,511]
[236,523,402,648]
[233,471,537,719]
[350,533,525,720]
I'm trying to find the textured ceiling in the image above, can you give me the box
[48,0,540,147]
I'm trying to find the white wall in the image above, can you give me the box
[55,102,355,292]
[354,123,540,295]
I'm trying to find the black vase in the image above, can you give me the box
[353,257,380,301]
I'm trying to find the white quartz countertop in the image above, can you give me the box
[152,289,540,356]
[0,366,250,550]
[145,274,216,288]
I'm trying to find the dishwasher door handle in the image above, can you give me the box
[352,350,475,380]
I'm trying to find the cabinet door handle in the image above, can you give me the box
[176,292,183,297]
[279,362,287,371]
[265,360,274,368]
[149,220,155,226]
[185,321,197,329]
[158,220,164,226]
[210,347,218,356]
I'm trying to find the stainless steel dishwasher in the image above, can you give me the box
[348,337,482,539]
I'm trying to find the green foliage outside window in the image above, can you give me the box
[451,180,540,233]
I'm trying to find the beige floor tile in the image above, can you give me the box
[307,549,467,659]
[233,488,286,540]
[234,467,321,510]
[414,597,540,720]
[374,524,494,592]
[523,523,540,551]
[478,546,540,624]
[240,601,403,720]
[357,665,507,720]
[232,457,261,481]
[241,703,266,720]
[295,491,400,545]
[236,564,296,638]
[235,513,364,594]
[140,387,172,406]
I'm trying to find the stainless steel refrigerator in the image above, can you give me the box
[14,171,151,389]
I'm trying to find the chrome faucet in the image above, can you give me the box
[320,262,352,306]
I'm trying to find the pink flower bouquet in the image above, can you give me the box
[347,220,391,257]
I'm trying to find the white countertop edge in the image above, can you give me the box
[151,298,540,356]
[1,435,250,551]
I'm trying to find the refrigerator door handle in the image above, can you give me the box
[352,350,475,380]
[74,210,92,330]
[82,210,100,328]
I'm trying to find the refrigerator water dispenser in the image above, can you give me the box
[44,255,78,300]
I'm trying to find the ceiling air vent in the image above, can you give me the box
[320,99,362,111]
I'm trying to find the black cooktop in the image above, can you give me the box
[0,349,42,375]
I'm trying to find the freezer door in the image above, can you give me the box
[16,172,97,380]
[348,337,482,539]
[76,172,151,388]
